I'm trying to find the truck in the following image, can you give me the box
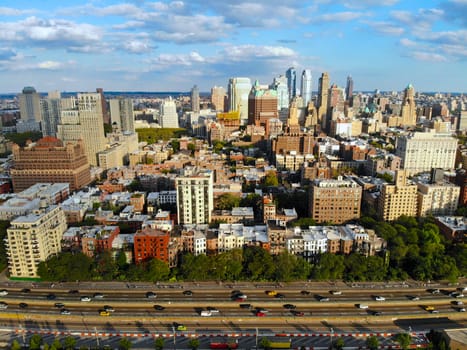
[269,340,292,349]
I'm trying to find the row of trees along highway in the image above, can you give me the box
[18,215,464,283]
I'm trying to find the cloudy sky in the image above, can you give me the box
[0,0,466,93]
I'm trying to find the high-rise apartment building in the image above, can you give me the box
[176,169,213,225]
[211,86,226,111]
[301,69,313,107]
[345,76,354,105]
[228,77,251,125]
[6,205,67,278]
[309,177,362,224]
[400,84,417,126]
[248,80,278,136]
[10,136,92,192]
[317,72,330,131]
[40,92,62,137]
[286,67,297,102]
[19,86,41,122]
[159,97,179,128]
[417,181,460,217]
[272,75,289,110]
[377,170,418,221]
[191,85,200,113]
[109,97,135,133]
[96,88,110,124]
[395,130,457,175]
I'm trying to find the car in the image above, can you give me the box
[457,287,467,293]
[300,290,310,295]
[256,308,269,313]
[424,305,435,311]
[409,296,420,301]
[455,293,465,298]
[99,310,110,316]
[235,297,246,302]
[429,309,439,314]
[146,292,157,299]
[330,290,342,295]
[93,293,104,299]
[239,304,252,309]
[458,308,466,312]
[283,304,296,310]
[54,303,65,308]
[182,290,193,296]
[0,290,8,296]
[68,289,79,294]
[319,296,330,302]
[0,302,8,309]
[453,300,464,306]
[292,311,304,317]
[46,293,56,300]
[80,296,91,302]
[60,309,71,315]
[256,311,266,317]
[374,296,386,301]
[173,323,187,331]
[371,311,383,316]
[266,291,277,296]
[357,304,369,309]
[429,289,440,294]
[275,293,285,299]
[103,305,114,312]
[154,305,165,311]
[21,288,30,293]
[200,310,212,317]
[207,307,219,313]
[19,303,28,309]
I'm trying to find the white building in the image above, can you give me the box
[395,130,457,175]
[6,205,67,278]
[176,169,213,225]
[159,97,179,128]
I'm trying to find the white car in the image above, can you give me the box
[80,296,92,302]
[375,296,386,301]
[330,290,342,295]
[0,290,8,296]
[207,307,219,313]
[357,304,369,309]
[0,302,8,309]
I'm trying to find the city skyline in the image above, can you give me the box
[0,0,466,93]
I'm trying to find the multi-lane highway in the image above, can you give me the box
[0,281,464,348]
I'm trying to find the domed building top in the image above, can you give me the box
[406,83,414,90]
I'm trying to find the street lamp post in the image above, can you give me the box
[255,327,258,349]
[172,326,176,350]
[330,328,334,349]
[94,327,99,348]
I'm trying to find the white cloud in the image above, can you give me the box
[37,61,63,69]
[122,40,153,54]
[0,7,36,16]
[399,38,417,47]
[312,11,368,22]
[365,21,404,35]
[410,51,447,62]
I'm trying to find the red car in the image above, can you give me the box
[256,311,266,317]
[292,311,305,316]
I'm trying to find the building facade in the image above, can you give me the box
[309,177,362,224]
[10,137,92,192]
[6,205,67,278]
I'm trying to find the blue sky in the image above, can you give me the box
[0,0,466,93]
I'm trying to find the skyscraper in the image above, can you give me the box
[345,76,354,104]
[109,97,135,133]
[211,86,226,111]
[271,75,289,110]
[18,86,41,132]
[191,85,200,113]
[400,84,417,126]
[286,67,297,101]
[317,72,330,131]
[159,97,179,128]
[96,88,110,124]
[248,80,278,136]
[227,77,251,125]
[40,91,62,137]
[301,69,313,107]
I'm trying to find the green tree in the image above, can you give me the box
[63,336,77,350]
[51,338,62,350]
[171,139,180,153]
[332,337,345,350]
[188,338,200,350]
[154,337,165,350]
[223,249,244,281]
[37,252,93,281]
[118,337,133,350]
[10,339,22,350]
[215,193,241,210]
[291,217,317,228]
[312,253,345,281]
[146,258,171,282]
[395,333,411,350]
[243,246,275,281]
[94,250,118,280]
[366,336,379,350]
[260,337,271,349]
[29,334,43,350]
[263,171,279,187]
